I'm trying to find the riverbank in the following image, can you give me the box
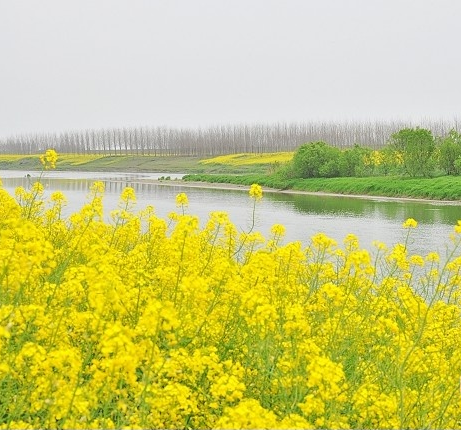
[2,153,461,202]
[152,179,461,204]
[182,173,461,202]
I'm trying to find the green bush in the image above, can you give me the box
[388,128,436,177]
[291,141,342,178]
[339,145,373,177]
[438,129,461,175]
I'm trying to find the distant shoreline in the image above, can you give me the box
[2,167,461,205]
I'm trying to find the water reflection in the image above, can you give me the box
[267,192,461,225]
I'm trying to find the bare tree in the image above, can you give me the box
[1,119,461,156]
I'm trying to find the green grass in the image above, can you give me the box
[183,173,461,201]
[0,156,43,170]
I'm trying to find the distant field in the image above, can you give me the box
[0,152,293,174]
[200,152,293,165]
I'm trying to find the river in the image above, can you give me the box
[1,170,461,258]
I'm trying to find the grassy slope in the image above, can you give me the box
[183,173,461,201]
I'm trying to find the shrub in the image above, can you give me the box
[291,141,342,178]
[438,129,461,175]
[339,144,373,177]
[388,128,436,177]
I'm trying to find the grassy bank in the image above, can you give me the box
[183,173,461,201]
[0,153,287,174]
[0,154,210,173]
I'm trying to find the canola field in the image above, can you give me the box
[1,151,461,429]
[199,152,294,166]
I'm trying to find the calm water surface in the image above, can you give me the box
[2,170,461,258]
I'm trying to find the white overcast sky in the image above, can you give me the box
[1,0,460,139]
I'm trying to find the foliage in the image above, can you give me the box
[438,129,461,175]
[372,145,403,176]
[291,141,342,178]
[388,128,436,177]
[2,151,461,428]
[339,144,373,177]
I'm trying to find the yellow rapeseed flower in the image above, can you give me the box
[2,181,461,429]
[50,191,67,204]
[120,186,136,203]
[454,220,461,234]
[175,192,188,207]
[39,149,58,170]
[249,183,263,200]
[372,240,387,251]
[409,254,425,266]
[270,223,286,237]
[311,232,337,249]
[90,180,105,194]
[402,218,418,228]
[426,252,440,262]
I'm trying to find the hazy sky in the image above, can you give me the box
[1,0,460,139]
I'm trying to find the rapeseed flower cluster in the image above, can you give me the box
[39,149,58,170]
[402,217,418,228]
[1,156,461,428]
[200,152,294,166]
[249,183,263,200]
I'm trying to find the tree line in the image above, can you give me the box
[283,128,461,178]
[0,119,460,156]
